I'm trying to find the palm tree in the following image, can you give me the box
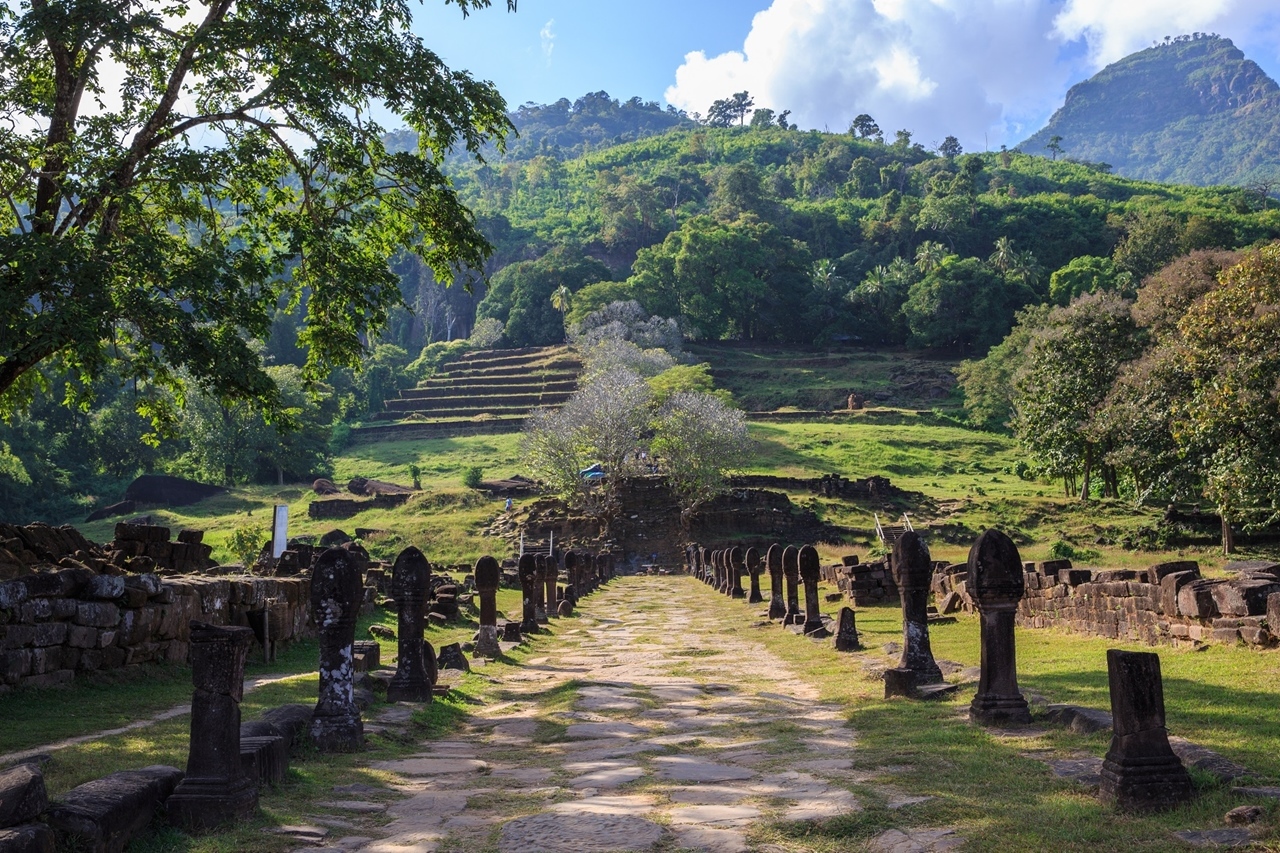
[550,284,572,342]
[914,241,946,274]
[988,236,1016,274]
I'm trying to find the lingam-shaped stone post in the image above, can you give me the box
[746,547,764,604]
[702,548,713,586]
[518,554,539,634]
[799,545,830,636]
[544,550,560,618]
[719,550,731,596]
[782,546,803,626]
[473,555,502,659]
[533,554,549,624]
[729,547,746,599]
[1099,650,1193,811]
[968,529,1031,725]
[766,544,786,620]
[387,546,433,702]
[564,551,579,603]
[890,532,943,687]
[309,547,364,752]
[167,622,258,830]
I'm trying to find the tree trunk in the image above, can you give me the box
[1222,514,1236,556]
[1079,450,1092,502]
[277,465,284,487]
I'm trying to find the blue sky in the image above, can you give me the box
[411,0,1280,149]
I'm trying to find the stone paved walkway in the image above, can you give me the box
[301,575,959,853]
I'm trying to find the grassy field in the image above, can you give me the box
[70,415,1266,575]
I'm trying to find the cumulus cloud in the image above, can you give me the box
[665,0,1280,150]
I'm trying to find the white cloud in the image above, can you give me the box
[540,18,556,65]
[665,0,1280,149]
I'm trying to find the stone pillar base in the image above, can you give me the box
[310,715,363,753]
[167,776,258,831]
[969,693,1032,725]
[1100,753,1193,811]
[474,626,501,659]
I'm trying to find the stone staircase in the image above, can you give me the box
[353,346,582,443]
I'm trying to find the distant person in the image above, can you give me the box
[505,497,513,512]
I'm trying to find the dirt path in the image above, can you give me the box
[311,575,959,853]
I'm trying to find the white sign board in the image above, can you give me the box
[271,505,289,559]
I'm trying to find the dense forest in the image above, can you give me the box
[5,89,1280,523]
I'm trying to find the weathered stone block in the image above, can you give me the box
[1212,580,1280,617]
[1059,569,1092,586]
[1176,579,1225,620]
[31,622,67,647]
[84,575,126,601]
[75,602,120,629]
[1147,561,1199,586]
[47,766,184,853]
[0,763,48,828]
[4,649,32,681]
[2,626,35,650]
[22,670,72,689]
[0,823,55,852]
[18,600,52,622]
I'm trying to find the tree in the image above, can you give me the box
[903,257,1033,352]
[651,392,747,508]
[938,136,963,159]
[914,241,947,274]
[1012,293,1145,500]
[550,285,573,342]
[750,108,777,128]
[0,0,516,420]
[1174,243,1280,551]
[707,91,754,127]
[476,247,610,347]
[954,304,1051,430]
[849,114,881,140]
[1048,256,1131,305]
[1046,135,1064,160]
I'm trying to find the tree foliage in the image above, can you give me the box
[0,0,516,419]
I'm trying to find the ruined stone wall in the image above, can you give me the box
[0,570,313,694]
[934,559,1280,649]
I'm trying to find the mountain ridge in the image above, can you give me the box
[1021,35,1280,187]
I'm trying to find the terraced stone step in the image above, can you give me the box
[447,346,576,370]
[384,391,575,413]
[436,362,581,382]
[399,379,579,400]
[352,417,527,443]
[373,403,554,421]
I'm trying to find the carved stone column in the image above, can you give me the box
[309,548,364,752]
[387,546,432,702]
[968,529,1031,725]
[473,555,502,659]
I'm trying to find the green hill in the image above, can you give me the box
[1021,34,1280,186]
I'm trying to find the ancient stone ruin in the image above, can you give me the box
[967,529,1032,725]
[834,606,861,652]
[798,545,830,637]
[167,622,258,830]
[745,547,764,604]
[766,544,786,620]
[886,532,943,695]
[309,548,364,752]
[781,545,802,626]
[518,554,539,634]
[387,547,433,702]
[1099,649,1193,811]
[474,555,502,659]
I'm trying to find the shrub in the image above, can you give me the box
[462,466,484,489]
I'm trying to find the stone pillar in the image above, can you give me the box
[533,554,549,624]
[518,554,539,633]
[968,529,1031,725]
[834,607,861,651]
[712,550,723,592]
[544,552,560,618]
[167,621,258,830]
[1099,650,1193,811]
[782,546,802,626]
[746,547,764,604]
[473,555,502,659]
[720,551,732,596]
[729,547,746,599]
[799,545,829,636]
[309,548,364,752]
[387,546,433,702]
[564,551,579,602]
[890,532,943,686]
[702,548,713,586]
[766,544,786,620]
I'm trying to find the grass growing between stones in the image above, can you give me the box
[672,576,1280,851]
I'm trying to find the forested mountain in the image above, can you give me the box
[1021,34,1280,187]
[426,114,1280,354]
